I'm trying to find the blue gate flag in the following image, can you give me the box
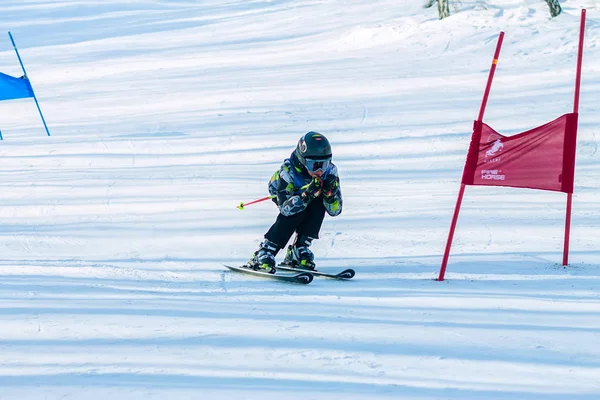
[0,71,34,101]
[0,31,51,139]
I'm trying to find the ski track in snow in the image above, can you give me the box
[1,0,600,399]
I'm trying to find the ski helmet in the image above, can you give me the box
[294,131,332,174]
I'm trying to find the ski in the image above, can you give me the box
[277,263,355,280]
[223,264,313,285]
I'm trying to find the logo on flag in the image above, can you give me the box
[485,138,504,161]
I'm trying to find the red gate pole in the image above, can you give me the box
[438,184,466,281]
[563,9,586,266]
[438,32,505,281]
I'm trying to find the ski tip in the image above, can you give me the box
[338,269,356,279]
[296,272,314,284]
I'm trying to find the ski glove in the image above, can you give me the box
[323,174,339,198]
[301,177,322,203]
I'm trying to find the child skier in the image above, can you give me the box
[246,131,343,273]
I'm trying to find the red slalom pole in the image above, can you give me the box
[477,31,504,122]
[572,9,586,116]
[438,32,505,281]
[563,9,586,266]
[438,184,466,281]
[237,195,276,210]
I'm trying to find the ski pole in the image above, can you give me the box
[237,195,276,210]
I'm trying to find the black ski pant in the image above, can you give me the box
[265,198,326,250]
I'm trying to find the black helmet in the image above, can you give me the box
[294,131,332,170]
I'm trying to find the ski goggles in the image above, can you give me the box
[305,157,331,173]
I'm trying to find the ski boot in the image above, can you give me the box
[247,239,279,274]
[283,235,316,270]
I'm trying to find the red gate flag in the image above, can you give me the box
[461,113,578,193]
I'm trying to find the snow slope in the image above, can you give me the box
[0,0,599,398]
